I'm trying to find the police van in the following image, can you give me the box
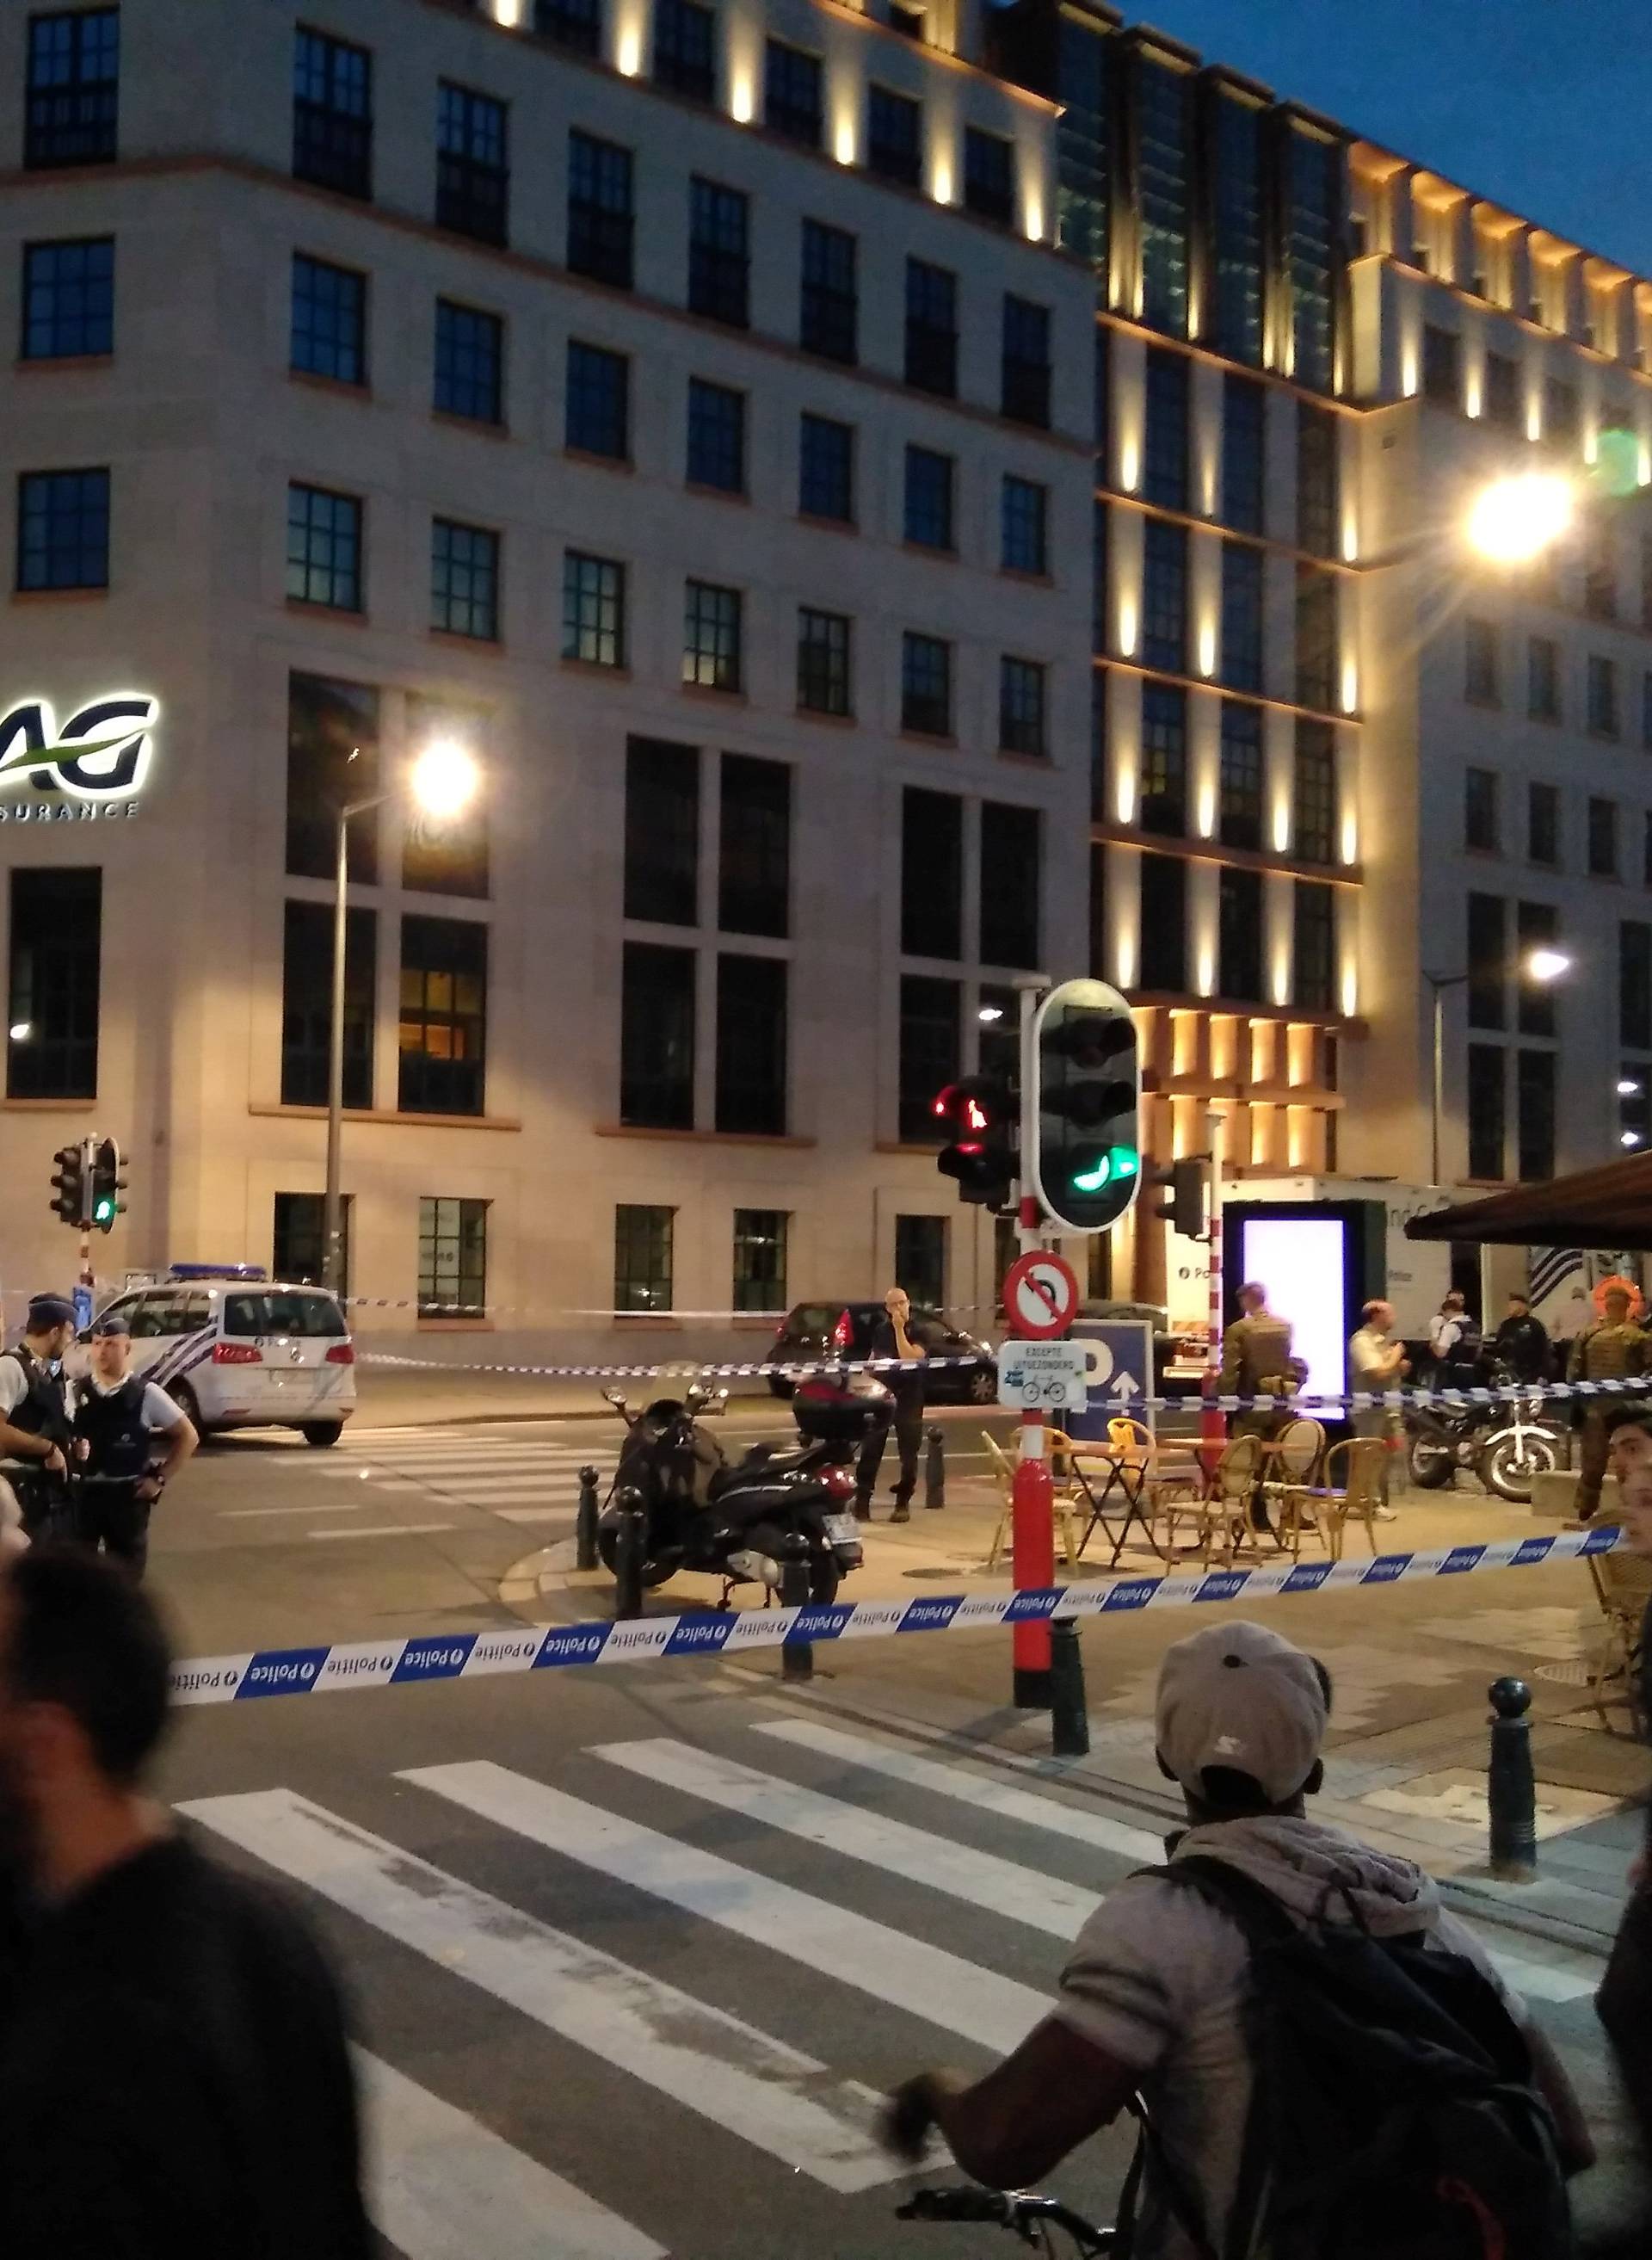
[83,1265,356,1445]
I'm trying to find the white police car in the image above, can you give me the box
[84,1265,356,1445]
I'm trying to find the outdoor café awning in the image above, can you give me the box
[1404,1151,1652,1250]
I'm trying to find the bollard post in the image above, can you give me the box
[575,1465,600,1572]
[1488,1676,1537,1882]
[1050,1620,1089,1757]
[780,1557,813,1683]
[923,1425,946,1510]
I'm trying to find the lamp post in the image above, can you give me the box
[1424,948,1572,1189]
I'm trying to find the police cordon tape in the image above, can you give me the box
[170,1523,1622,1707]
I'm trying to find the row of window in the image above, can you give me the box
[1100,858,1339,1012]
[1464,617,1652,742]
[1421,322,1642,466]
[1464,767,1652,881]
[1095,676,1341,865]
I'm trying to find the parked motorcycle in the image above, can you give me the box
[1405,1357,1561,1503]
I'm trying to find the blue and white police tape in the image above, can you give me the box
[169,1522,1623,1707]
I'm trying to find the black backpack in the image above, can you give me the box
[1118,1854,1575,2260]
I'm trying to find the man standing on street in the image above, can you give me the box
[0,1296,79,1544]
[854,1287,937,1523]
[1347,1298,1405,1517]
[71,1312,197,1581]
[1427,1290,1481,1389]
[1218,1282,1294,1443]
[1494,1291,1552,1384]
[1569,1286,1647,1520]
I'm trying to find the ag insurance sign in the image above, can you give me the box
[0,693,158,822]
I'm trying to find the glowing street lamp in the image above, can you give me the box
[1524,945,1572,985]
[1464,471,1575,566]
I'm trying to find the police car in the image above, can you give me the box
[83,1266,356,1445]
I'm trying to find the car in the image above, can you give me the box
[767,1301,998,1405]
[80,1267,356,1445]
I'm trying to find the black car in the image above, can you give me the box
[767,1301,997,1405]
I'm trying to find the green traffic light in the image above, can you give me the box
[1071,1145,1139,1194]
[93,1196,115,1224]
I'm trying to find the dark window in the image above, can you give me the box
[1218,701,1263,849]
[567,132,632,287]
[1050,9,1108,271]
[1141,518,1187,674]
[688,177,749,326]
[687,379,745,493]
[614,1206,675,1312]
[418,1198,488,1317]
[1143,346,1188,510]
[999,657,1046,756]
[1484,351,1519,430]
[280,899,374,1109]
[798,413,854,522]
[1516,1049,1555,1182]
[1545,377,1579,452]
[979,980,1019,1083]
[1589,795,1618,877]
[979,802,1039,968]
[719,754,789,937]
[1643,670,1652,750]
[732,1210,788,1313]
[1002,477,1048,575]
[533,0,601,57]
[273,1194,350,1292]
[625,738,698,925]
[402,695,489,898]
[563,550,626,668]
[801,219,856,363]
[399,916,486,1115]
[904,446,954,550]
[1516,901,1560,1037]
[1585,523,1618,621]
[1210,90,1262,363]
[1286,127,1338,392]
[898,974,959,1141]
[1467,1044,1506,1180]
[867,84,922,186]
[1527,781,1559,867]
[7,868,100,1099]
[1467,891,1507,1031]
[286,482,361,611]
[902,632,952,738]
[1092,501,1109,653]
[1421,324,1461,404]
[904,258,957,396]
[1293,719,1335,863]
[964,125,1014,224]
[293,26,371,199]
[1292,880,1335,1011]
[1137,853,1187,991]
[894,1214,946,1309]
[902,788,962,958]
[290,254,363,386]
[1137,53,1190,336]
[1589,653,1619,737]
[716,954,787,1134]
[1464,767,1499,852]
[15,466,108,590]
[1221,373,1264,533]
[27,8,118,168]
[437,82,508,246]
[798,608,852,715]
[1217,866,1262,1002]
[1527,635,1559,720]
[1220,542,1263,692]
[431,518,498,641]
[1621,921,1652,1050]
[1297,404,1338,559]
[286,672,379,881]
[1139,682,1187,835]
[1093,325,1109,479]
[1295,566,1338,710]
[565,339,629,459]
[22,237,114,359]
[1002,294,1051,428]
[684,580,742,690]
[654,0,715,101]
[434,299,502,424]
[764,40,822,146]
[620,942,695,1127]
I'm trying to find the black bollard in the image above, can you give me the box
[1488,1676,1537,1882]
[924,1425,946,1510]
[1050,1620,1090,1757]
[780,1557,814,1683]
[575,1465,601,1572]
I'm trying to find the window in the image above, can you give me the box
[567,132,632,287]
[563,550,626,668]
[273,1194,350,1292]
[716,955,787,1134]
[1517,1050,1555,1182]
[688,177,748,326]
[1002,295,1051,428]
[1292,719,1335,863]
[1588,653,1620,737]
[1218,701,1263,850]
[614,1206,675,1312]
[1049,9,1107,270]
[719,753,789,936]
[867,84,922,187]
[801,220,856,363]
[286,482,361,611]
[979,981,1019,1083]
[1210,89,1262,363]
[287,672,379,881]
[1297,404,1338,559]
[565,339,629,459]
[902,633,952,738]
[431,518,498,641]
[22,238,114,360]
[905,258,957,397]
[1221,374,1264,534]
[1527,781,1559,867]
[1421,324,1461,405]
[1585,524,1618,621]
[1143,347,1189,511]
[999,657,1046,756]
[434,299,502,424]
[1137,52,1190,335]
[402,695,489,898]
[16,466,108,590]
[902,788,963,957]
[687,379,745,494]
[625,738,698,925]
[1295,567,1338,710]
[1292,881,1335,1011]
[684,581,743,691]
[533,0,601,57]
[1467,1045,1505,1180]
[1643,670,1652,750]
[1137,853,1187,991]
[1464,768,1498,853]
[27,7,118,169]
[732,1211,788,1314]
[1527,635,1560,721]
[798,608,852,716]
[293,26,371,198]
[1093,502,1108,652]
[798,413,854,522]
[898,975,959,1140]
[1286,127,1338,392]
[1513,901,1559,1038]
[437,82,508,245]
[979,803,1039,967]
[8,868,100,1099]
[654,0,715,100]
[1217,867,1262,1002]
[1484,352,1519,430]
[280,899,374,1108]
[1001,477,1048,575]
[894,1215,947,1310]
[1544,376,1580,453]
[399,917,486,1115]
[964,126,1014,224]
[1141,518,1187,674]
[904,447,954,550]
[1140,682,1187,836]
[1220,542,1263,692]
[1589,795,1618,877]
[1622,921,1652,1050]
[620,942,695,1127]
[1466,891,1507,1031]
[764,40,823,146]
[418,1198,488,1318]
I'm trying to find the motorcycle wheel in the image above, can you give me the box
[808,1547,841,1606]
[1482,1431,1559,1505]
[1407,1437,1455,1491]
[598,1523,675,1591]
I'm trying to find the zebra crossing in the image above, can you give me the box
[235,1424,616,1538]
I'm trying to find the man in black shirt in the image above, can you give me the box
[0,1550,372,2259]
[854,1287,940,1524]
[1492,1291,1551,1384]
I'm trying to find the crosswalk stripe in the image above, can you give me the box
[181,1789,897,2193]
[220,1501,370,1519]
[755,1721,1166,1864]
[342,1448,601,1469]
[1471,1938,1598,2005]
[404,1761,1047,2053]
[364,1479,583,1501]
[307,1522,455,1541]
[494,1506,577,1525]
[360,2051,664,2260]
[594,1738,1100,1940]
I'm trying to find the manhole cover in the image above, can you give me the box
[1535,1661,1593,1688]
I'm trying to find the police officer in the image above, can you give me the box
[71,1311,197,1579]
[0,1293,78,1541]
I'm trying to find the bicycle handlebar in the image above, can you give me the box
[897,2186,1113,2251]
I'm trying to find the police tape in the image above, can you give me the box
[168,1522,1623,1706]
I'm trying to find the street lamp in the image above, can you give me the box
[1463,470,1575,566]
[323,739,482,1294]
[1425,948,1572,1186]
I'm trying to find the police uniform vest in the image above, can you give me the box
[0,1349,71,1451]
[73,1375,152,1481]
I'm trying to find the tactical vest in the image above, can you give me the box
[73,1375,153,1481]
[0,1349,72,1450]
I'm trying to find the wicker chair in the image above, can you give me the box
[1313,1437,1389,1560]
[1162,1433,1261,1567]
[1264,1418,1328,1561]
[983,1430,1082,1572]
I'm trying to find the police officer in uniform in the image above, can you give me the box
[1569,1286,1648,1520]
[0,1293,79,1542]
[72,1311,198,1579]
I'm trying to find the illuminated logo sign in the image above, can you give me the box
[0,695,157,822]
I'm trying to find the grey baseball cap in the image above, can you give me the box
[1156,1620,1328,1806]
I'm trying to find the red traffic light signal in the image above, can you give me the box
[934,1077,1016,1212]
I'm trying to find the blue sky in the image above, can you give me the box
[1130,0,1652,275]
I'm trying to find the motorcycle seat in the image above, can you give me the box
[715,1446,815,1491]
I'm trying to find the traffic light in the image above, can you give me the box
[89,1135,126,1232]
[49,1139,88,1228]
[1030,979,1141,1232]
[1153,1157,1209,1239]
[933,1076,1016,1212]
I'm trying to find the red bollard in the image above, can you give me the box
[1012,1410,1055,1709]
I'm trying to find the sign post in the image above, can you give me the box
[1001,1246,1080,1710]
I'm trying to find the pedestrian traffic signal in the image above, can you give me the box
[1152,1157,1209,1240]
[1030,979,1141,1233]
[89,1135,126,1232]
[49,1140,89,1228]
[933,1076,1016,1212]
